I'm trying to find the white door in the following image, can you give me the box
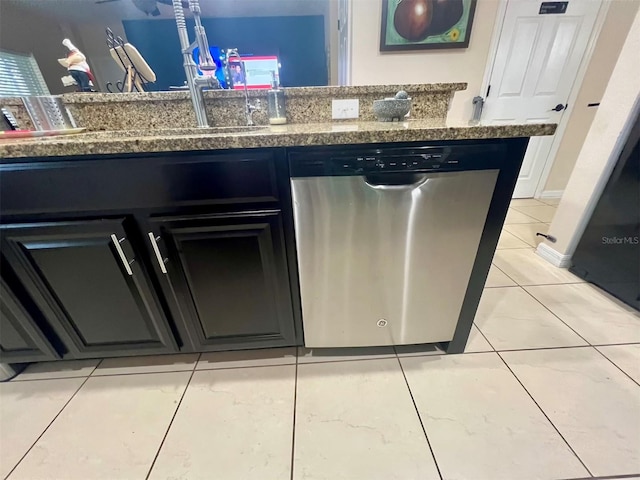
[482,0,602,197]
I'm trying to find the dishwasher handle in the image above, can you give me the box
[363,172,432,190]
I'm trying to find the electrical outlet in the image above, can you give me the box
[332,99,359,119]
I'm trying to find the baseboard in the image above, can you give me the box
[538,190,564,199]
[536,243,572,268]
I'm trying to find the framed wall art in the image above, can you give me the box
[380,0,477,51]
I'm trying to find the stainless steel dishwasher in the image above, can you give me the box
[290,144,501,348]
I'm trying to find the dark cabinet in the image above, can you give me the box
[0,149,301,361]
[0,277,59,363]
[0,219,178,359]
[145,210,297,351]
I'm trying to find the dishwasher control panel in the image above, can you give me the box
[289,143,507,177]
[335,152,453,173]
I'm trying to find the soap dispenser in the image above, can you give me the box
[267,72,287,125]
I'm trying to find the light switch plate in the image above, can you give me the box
[332,99,359,119]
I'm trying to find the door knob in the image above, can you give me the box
[551,103,567,112]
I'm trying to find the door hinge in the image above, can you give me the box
[486,85,491,97]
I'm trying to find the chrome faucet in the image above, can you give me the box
[172,0,219,127]
[226,49,261,126]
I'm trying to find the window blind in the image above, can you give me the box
[0,50,50,97]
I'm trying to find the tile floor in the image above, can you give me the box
[1,198,639,480]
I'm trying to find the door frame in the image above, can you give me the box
[479,0,611,199]
[338,0,352,86]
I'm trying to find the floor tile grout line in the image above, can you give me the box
[518,281,586,287]
[496,344,595,353]
[29,356,395,377]
[3,374,92,480]
[144,353,200,480]
[90,370,200,378]
[496,230,539,249]
[395,355,444,480]
[510,200,549,206]
[95,361,296,376]
[11,375,99,383]
[495,351,594,478]
[492,263,519,285]
[504,219,542,225]
[559,474,640,480]
[498,226,543,248]
[500,228,541,246]
[472,323,497,353]
[592,346,640,388]
[591,341,640,348]
[519,286,594,346]
[505,218,548,227]
[503,222,547,231]
[11,342,640,381]
[496,233,539,243]
[88,358,102,376]
[11,359,104,383]
[509,206,554,223]
[557,472,640,479]
[492,280,591,349]
[289,354,299,480]
[296,355,396,365]
[379,343,640,361]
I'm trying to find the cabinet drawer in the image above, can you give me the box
[0,151,280,216]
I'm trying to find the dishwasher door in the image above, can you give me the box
[292,169,499,348]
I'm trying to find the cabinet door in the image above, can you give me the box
[146,210,296,351]
[0,219,177,358]
[0,277,59,363]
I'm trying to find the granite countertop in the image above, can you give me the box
[0,84,467,107]
[58,83,468,103]
[0,119,556,159]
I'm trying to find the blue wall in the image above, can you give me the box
[123,15,328,90]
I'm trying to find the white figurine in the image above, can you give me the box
[58,39,95,92]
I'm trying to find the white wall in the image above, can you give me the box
[0,2,68,94]
[540,6,640,261]
[542,0,640,194]
[349,0,499,123]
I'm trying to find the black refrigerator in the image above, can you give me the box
[570,109,640,311]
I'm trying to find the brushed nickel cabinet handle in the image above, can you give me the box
[111,234,133,276]
[148,232,168,274]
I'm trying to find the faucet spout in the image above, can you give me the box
[226,49,261,126]
[189,0,215,71]
[172,0,218,127]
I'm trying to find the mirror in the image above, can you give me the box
[0,0,340,94]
